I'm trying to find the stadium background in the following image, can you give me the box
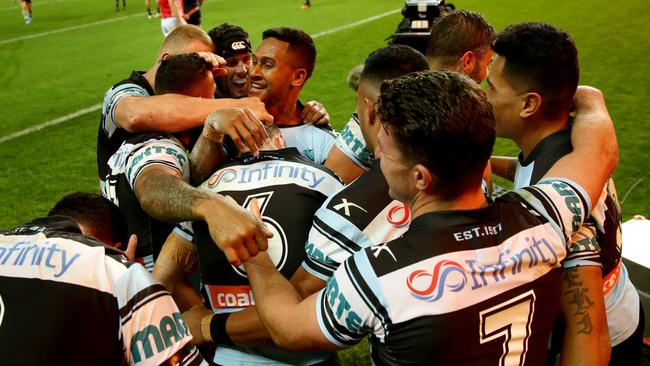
[0,0,648,363]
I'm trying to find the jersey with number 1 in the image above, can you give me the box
[174,148,342,365]
[317,179,595,365]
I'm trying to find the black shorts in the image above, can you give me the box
[187,9,201,25]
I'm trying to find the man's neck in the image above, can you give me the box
[516,116,569,160]
[409,186,488,220]
[143,66,157,92]
[269,98,302,127]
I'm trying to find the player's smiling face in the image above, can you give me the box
[217,52,252,98]
[248,38,294,107]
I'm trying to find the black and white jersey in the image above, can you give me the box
[98,71,154,181]
[0,219,204,366]
[279,122,337,165]
[513,129,639,346]
[317,179,593,365]
[174,148,342,365]
[303,159,410,280]
[333,112,375,170]
[101,132,189,271]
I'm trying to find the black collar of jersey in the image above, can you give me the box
[518,128,571,166]
[129,70,155,96]
[408,202,499,232]
[235,147,310,164]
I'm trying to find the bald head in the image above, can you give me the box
[158,25,214,58]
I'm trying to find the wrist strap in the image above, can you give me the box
[200,313,214,343]
[210,312,235,346]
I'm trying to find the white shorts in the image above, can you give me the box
[161,17,181,37]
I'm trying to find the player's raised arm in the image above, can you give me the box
[543,86,617,205]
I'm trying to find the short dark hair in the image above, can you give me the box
[155,53,213,95]
[361,44,430,86]
[493,22,579,119]
[426,10,495,67]
[378,71,495,197]
[48,192,128,246]
[262,27,316,79]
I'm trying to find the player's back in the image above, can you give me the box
[188,148,342,364]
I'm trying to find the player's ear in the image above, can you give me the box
[459,50,477,76]
[290,69,307,87]
[520,92,542,118]
[413,163,433,192]
[364,97,377,126]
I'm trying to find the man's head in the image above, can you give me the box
[377,71,495,202]
[155,53,216,98]
[48,192,129,248]
[487,22,579,140]
[249,27,316,108]
[356,45,430,152]
[425,10,495,83]
[208,23,253,98]
[157,24,214,61]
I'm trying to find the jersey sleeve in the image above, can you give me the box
[334,112,374,170]
[102,83,150,138]
[313,127,337,165]
[515,178,599,265]
[302,197,374,281]
[316,251,382,348]
[113,263,205,366]
[125,138,190,190]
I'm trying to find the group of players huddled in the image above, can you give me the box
[1,7,645,366]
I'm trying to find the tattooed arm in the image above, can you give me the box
[559,226,610,366]
[134,166,272,265]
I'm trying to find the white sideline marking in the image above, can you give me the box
[311,8,401,38]
[0,8,401,144]
[0,13,142,46]
[621,176,646,204]
[0,104,101,144]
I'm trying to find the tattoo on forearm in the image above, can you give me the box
[562,268,595,335]
[140,170,211,221]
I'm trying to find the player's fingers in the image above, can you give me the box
[227,126,247,153]
[124,234,138,262]
[233,243,250,264]
[233,120,259,156]
[243,108,269,145]
[223,246,242,267]
[243,236,260,258]
[254,223,272,252]
[249,198,262,219]
[224,195,238,205]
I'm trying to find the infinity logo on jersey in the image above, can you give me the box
[406,260,467,302]
[207,168,238,188]
[387,203,411,228]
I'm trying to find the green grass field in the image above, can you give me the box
[1,0,649,227]
[0,0,648,362]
